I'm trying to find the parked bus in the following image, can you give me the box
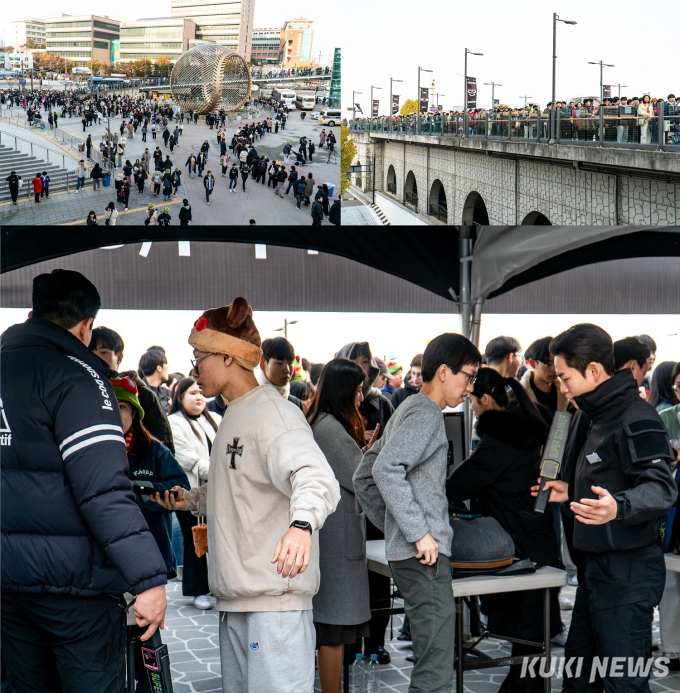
[295,93,315,110]
[272,87,296,109]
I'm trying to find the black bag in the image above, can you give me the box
[449,514,516,570]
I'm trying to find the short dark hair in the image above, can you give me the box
[301,357,311,373]
[290,380,315,402]
[410,354,423,369]
[139,348,167,377]
[614,337,651,371]
[484,336,521,365]
[310,363,325,385]
[261,337,295,362]
[525,337,553,365]
[636,334,657,354]
[549,324,615,376]
[90,326,124,354]
[32,269,101,330]
[422,333,482,382]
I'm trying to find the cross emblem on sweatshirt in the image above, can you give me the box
[227,437,244,469]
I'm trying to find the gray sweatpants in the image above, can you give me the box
[219,610,315,693]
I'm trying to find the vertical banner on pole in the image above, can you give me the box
[392,94,399,115]
[372,99,379,117]
[603,85,611,99]
[493,98,500,108]
[419,87,429,113]
[466,77,477,109]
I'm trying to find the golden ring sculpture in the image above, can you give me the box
[170,44,252,114]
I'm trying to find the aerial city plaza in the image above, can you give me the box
[0,5,340,226]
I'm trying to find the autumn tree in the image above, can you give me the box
[87,59,103,76]
[399,99,418,116]
[155,55,172,78]
[340,125,357,196]
[102,62,115,76]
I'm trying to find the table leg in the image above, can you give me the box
[544,588,551,693]
[456,597,464,693]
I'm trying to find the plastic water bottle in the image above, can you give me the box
[367,653,381,692]
[351,653,366,693]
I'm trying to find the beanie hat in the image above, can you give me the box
[388,361,403,375]
[189,297,262,371]
[111,376,144,420]
[290,357,306,382]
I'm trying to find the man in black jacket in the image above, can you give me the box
[392,354,423,409]
[1,269,168,693]
[534,324,677,693]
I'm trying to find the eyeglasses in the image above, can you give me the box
[190,353,215,372]
[459,369,477,385]
[673,384,680,391]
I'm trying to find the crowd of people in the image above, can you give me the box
[350,94,680,145]
[7,270,677,693]
[2,87,340,225]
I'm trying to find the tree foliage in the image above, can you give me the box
[399,99,418,116]
[340,125,357,196]
[87,59,102,76]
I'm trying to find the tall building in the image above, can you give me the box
[6,19,46,49]
[119,18,196,65]
[170,0,254,57]
[250,28,281,65]
[329,47,340,108]
[45,14,120,68]
[280,18,313,68]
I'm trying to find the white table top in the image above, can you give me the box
[665,553,680,573]
[366,539,567,597]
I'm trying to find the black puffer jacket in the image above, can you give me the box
[446,404,558,567]
[391,380,420,410]
[1,318,167,596]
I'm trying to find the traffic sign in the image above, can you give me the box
[19,80,26,85]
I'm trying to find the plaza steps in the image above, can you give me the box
[370,202,391,225]
[0,143,74,203]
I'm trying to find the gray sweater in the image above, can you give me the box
[353,393,452,562]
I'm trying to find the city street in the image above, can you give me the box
[0,102,339,225]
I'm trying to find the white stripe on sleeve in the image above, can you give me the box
[59,424,124,450]
[61,434,126,460]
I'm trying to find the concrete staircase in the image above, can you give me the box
[0,143,74,203]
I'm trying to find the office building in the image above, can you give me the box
[6,19,46,49]
[250,28,281,65]
[119,18,196,64]
[329,47,340,108]
[45,14,120,68]
[280,18,313,68]
[170,0,254,57]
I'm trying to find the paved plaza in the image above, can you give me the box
[159,577,678,693]
[0,103,339,226]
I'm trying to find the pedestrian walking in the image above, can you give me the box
[221,153,230,177]
[311,194,324,226]
[152,122,157,140]
[40,172,50,199]
[86,210,98,225]
[241,164,250,192]
[197,152,206,177]
[284,166,298,195]
[5,171,22,205]
[304,172,315,206]
[162,127,170,148]
[204,171,215,204]
[201,140,210,162]
[86,134,92,159]
[185,153,197,179]
[319,129,326,148]
[172,168,182,195]
[178,198,192,226]
[229,163,238,191]
[75,160,86,194]
[104,201,119,226]
[145,203,158,225]
[91,163,103,191]
[328,199,340,225]
[162,174,173,202]
[152,170,162,196]
[31,173,43,203]
[283,141,292,164]
[158,206,172,226]
[308,141,315,163]
[294,177,306,210]
[275,166,287,198]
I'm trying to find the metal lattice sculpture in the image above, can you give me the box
[170,44,251,114]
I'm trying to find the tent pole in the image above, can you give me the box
[459,237,471,338]
[470,298,484,347]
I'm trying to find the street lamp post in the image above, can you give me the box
[483,81,503,109]
[389,77,402,118]
[550,13,577,144]
[352,90,362,121]
[520,95,533,108]
[435,93,445,111]
[464,48,483,137]
[370,85,382,118]
[417,66,432,116]
[611,83,628,99]
[275,318,298,340]
[588,60,615,106]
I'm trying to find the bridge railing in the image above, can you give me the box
[349,110,680,152]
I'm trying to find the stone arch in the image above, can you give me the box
[428,179,448,222]
[462,191,489,226]
[404,170,418,210]
[355,160,362,188]
[522,211,552,225]
[386,165,397,195]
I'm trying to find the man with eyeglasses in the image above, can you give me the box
[354,333,482,693]
[521,336,570,417]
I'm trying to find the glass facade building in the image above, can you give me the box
[329,47,340,108]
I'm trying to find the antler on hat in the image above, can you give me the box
[189,297,262,371]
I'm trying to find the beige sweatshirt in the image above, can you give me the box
[184,384,340,612]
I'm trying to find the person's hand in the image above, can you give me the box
[530,478,569,504]
[415,532,438,566]
[570,486,618,524]
[133,584,167,641]
[271,526,312,578]
[366,424,380,450]
[150,487,187,512]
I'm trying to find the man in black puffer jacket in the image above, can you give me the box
[1,269,168,693]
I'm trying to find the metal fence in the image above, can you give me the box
[0,124,68,169]
[348,109,680,152]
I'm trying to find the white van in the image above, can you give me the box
[318,109,341,126]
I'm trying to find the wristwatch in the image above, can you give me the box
[290,520,313,535]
